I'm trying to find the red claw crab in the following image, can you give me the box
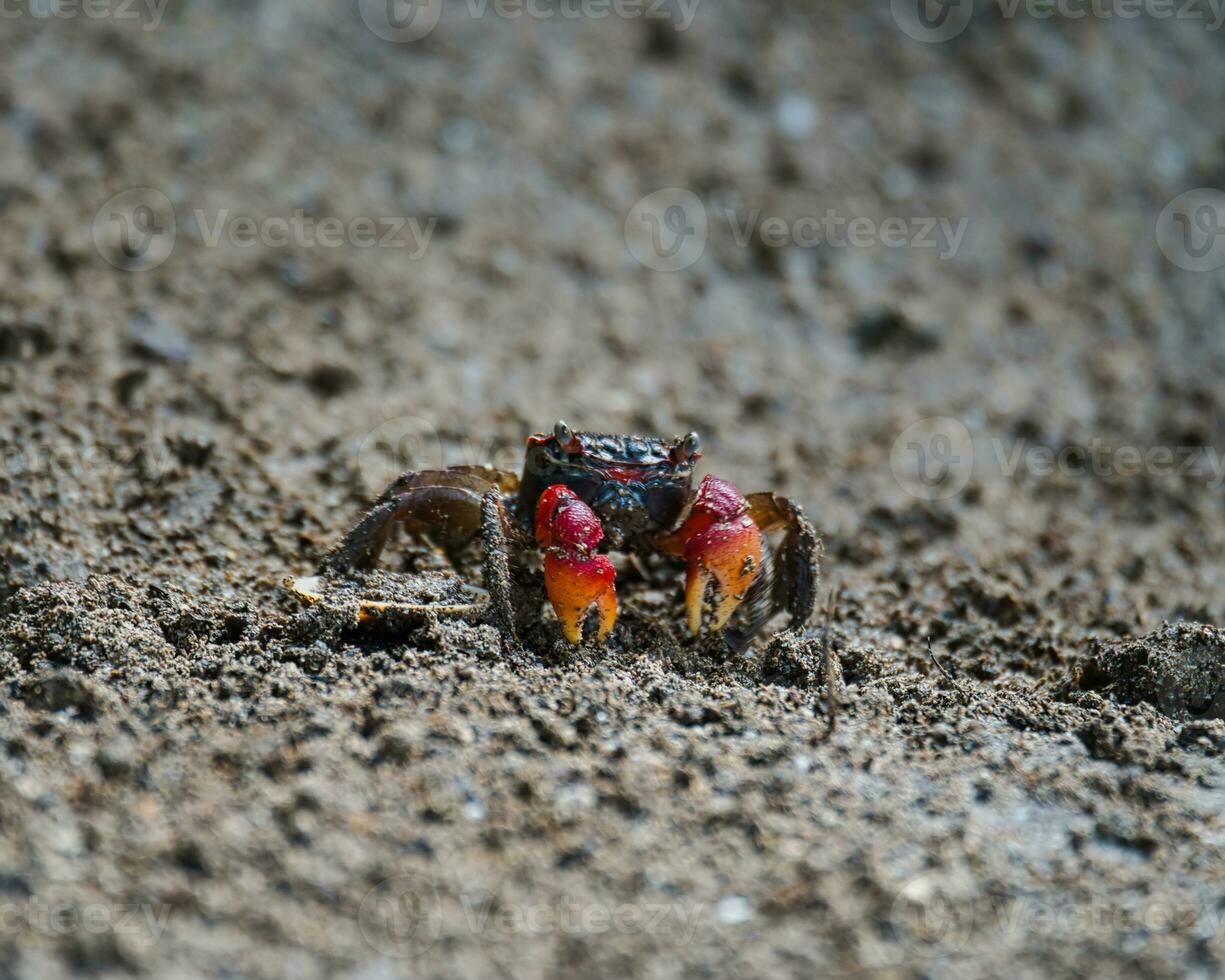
[320,422,820,649]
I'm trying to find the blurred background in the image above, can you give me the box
[2,0,1223,608]
[1,1,1224,977]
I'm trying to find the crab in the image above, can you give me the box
[319,422,820,649]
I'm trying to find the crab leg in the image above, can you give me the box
[746,491,820,632]
[317,466,522,648]
[535,485,617,645]
[657,475,763,637]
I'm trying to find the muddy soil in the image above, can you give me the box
[1,3,1224,978]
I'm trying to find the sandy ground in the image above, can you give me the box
[1,1,1224,977]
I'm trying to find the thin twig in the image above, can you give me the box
[823,587,843,734]
[926,635,953,682]
[927,634,970,705]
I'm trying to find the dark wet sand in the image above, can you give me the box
[1,4,1224,977]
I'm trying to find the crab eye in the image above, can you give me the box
[682,432,701,457]
[553,420,572,446]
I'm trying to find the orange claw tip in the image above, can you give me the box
[683,515,762,636]
[543,551,617,645]
[592,585,617,644]
[685,564,710,636]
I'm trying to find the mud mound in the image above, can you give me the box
[1071,622,1225,721]
[1,576,181,675]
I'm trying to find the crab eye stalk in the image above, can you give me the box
[554,420,573,446]
[674,431,701,462]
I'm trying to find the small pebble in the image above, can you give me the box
[715,895,754,925]
[775,94,819,141]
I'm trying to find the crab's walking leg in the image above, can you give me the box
[746,491,821,632]
[318,467,523,646]
[535,485,617,645]
[480,488,519,645]
[319,485,483,573]
[657,475,763,637]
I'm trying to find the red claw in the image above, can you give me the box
[658,475,763,636]
[535,485,602,550]
[536,486,617,645]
